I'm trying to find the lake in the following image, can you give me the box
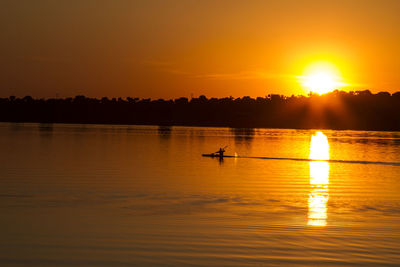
[1,122,400,266]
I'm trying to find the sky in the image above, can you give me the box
[1,0,400,99]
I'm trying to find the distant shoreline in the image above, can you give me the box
[1,90,400,131]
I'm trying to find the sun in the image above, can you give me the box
[303,71,337,95]
[300,62,346,95]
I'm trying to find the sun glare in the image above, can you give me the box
[303,72,337,94]
[309,131,330,161]
[300,62,346,95]
[308,131,330,227]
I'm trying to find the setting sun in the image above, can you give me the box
[303,71,338,94]
[300,62,346,95]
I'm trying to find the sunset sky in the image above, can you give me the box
[1,0,400,99]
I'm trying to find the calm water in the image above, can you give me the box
[1,123,400,266]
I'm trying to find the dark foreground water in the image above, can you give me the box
[1,123,400,266]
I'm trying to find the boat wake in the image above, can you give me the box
[204,155,400,167]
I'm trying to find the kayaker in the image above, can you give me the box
[215,147,225,157]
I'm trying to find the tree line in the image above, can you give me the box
[1,90,400,131]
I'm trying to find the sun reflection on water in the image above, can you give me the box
[308,131,330,226]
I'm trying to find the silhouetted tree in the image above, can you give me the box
[1,91,399,130]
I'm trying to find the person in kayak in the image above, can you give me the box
[214,147,225,157]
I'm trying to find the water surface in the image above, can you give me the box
[1,123,400,266]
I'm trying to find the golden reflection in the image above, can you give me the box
[308,131,330,226]
[309,131,329,161]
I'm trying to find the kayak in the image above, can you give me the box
[202,153,222,158]
[202,154,234,158]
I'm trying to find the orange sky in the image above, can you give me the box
[1,0,400,99]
